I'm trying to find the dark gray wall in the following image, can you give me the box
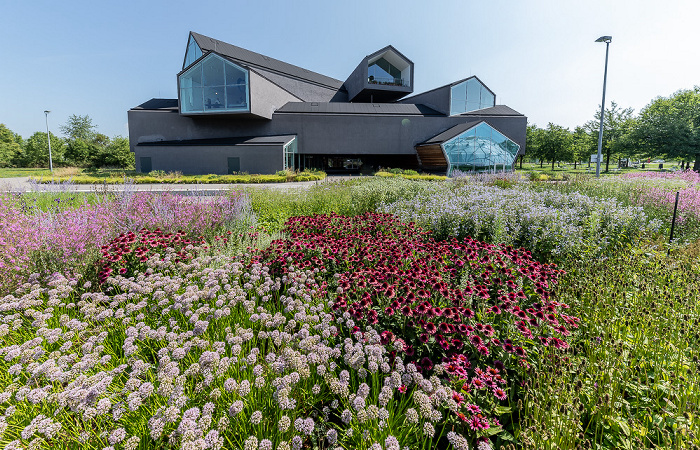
[249,71,302,119]
[343,61,366,102]
[399,85,451,115]
[135,144,283,175]
[129,108,526,159]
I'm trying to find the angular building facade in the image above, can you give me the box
[128,32,526,175]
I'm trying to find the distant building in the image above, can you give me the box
[128,32,526,175]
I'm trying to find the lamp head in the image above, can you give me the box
[595,36,612,43]
[44,110,50,114]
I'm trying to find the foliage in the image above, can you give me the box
[247,177,435,232]
[91,136,135,169]
[1,175,700,449]
[633,87,700,171]
[19,132,66,168]
[0,124,23,168]
[375,171,446,181]
[518,247,700,449]
[60,114,98,142]
[539,123,573,170]
[583,101,636,172]
[30,170,325,185]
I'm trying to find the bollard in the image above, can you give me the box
[668,191,680,255]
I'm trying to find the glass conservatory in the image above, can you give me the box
[441,122,520,174]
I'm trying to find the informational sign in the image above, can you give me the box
[590,154,601,163]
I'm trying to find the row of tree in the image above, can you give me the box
[527,87,700,172]
[0,115,134,169]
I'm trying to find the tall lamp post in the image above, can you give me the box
[44,110,54,172]
[595,36,612,178]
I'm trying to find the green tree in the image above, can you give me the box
[539,123,573,170]
[91,136,134,169]
[526,123,546,168]
[633,87,700,171]
[22,132,65,168]
[571,126,593,169]
[584,101,635,172]
[0,124,23,167]
[60,114,97,142]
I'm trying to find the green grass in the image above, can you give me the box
[0,167,57,177]
[516,245,700,449]
[515,161,683,179]
[28,168,326,184]
[374,171,447,181]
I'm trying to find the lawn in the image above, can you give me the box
[0,172,698,449]
[514,161,683,180]
[11,167,326,184]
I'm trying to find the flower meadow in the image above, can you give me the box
[1,174,699,449]
[0,190,252,292]
[379,182,660,261]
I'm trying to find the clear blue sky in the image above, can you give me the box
[2,0,699,139]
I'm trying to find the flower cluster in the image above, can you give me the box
[1,222,480,449]
[256,212,576,442]
[379,183,661,261]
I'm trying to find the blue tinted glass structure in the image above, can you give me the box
[183,35,203,69]
[441,122,519,174]
[449,78,495,115]
[179,54,249,114]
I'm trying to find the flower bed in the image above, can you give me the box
[0,191,250,292]
[0,213,575,449]
[380,184,660,261]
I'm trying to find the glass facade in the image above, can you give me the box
[179,54,249,114]
[183,35,203,69]
[449,78,495,115]
[368,58,406,86]
[283,137,298,170]
[441,122,519,174]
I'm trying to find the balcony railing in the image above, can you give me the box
[367,76,408,87]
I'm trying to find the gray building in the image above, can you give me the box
[128,32,526,175]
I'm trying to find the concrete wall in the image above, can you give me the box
[135,144,283,175]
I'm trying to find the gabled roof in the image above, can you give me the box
[400,75,495,102]
[420,122,481,145]
[190,32,343,90]
[131,98,179,110]
[458,105,524,117]
[365,45,413,67]
[275,102,443,116]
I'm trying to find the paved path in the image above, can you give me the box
[0,175,363,194]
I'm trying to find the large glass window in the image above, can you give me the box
[183,35,203,69]
[450,78,495,115]
[283,137,298,170]
[179,54,249,114]
[441,122,519,174]
[368,58,405,86]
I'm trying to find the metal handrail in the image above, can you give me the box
[367,76,407,87]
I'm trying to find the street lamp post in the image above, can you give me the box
[44,110,53,172]
[595,36,612,178]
